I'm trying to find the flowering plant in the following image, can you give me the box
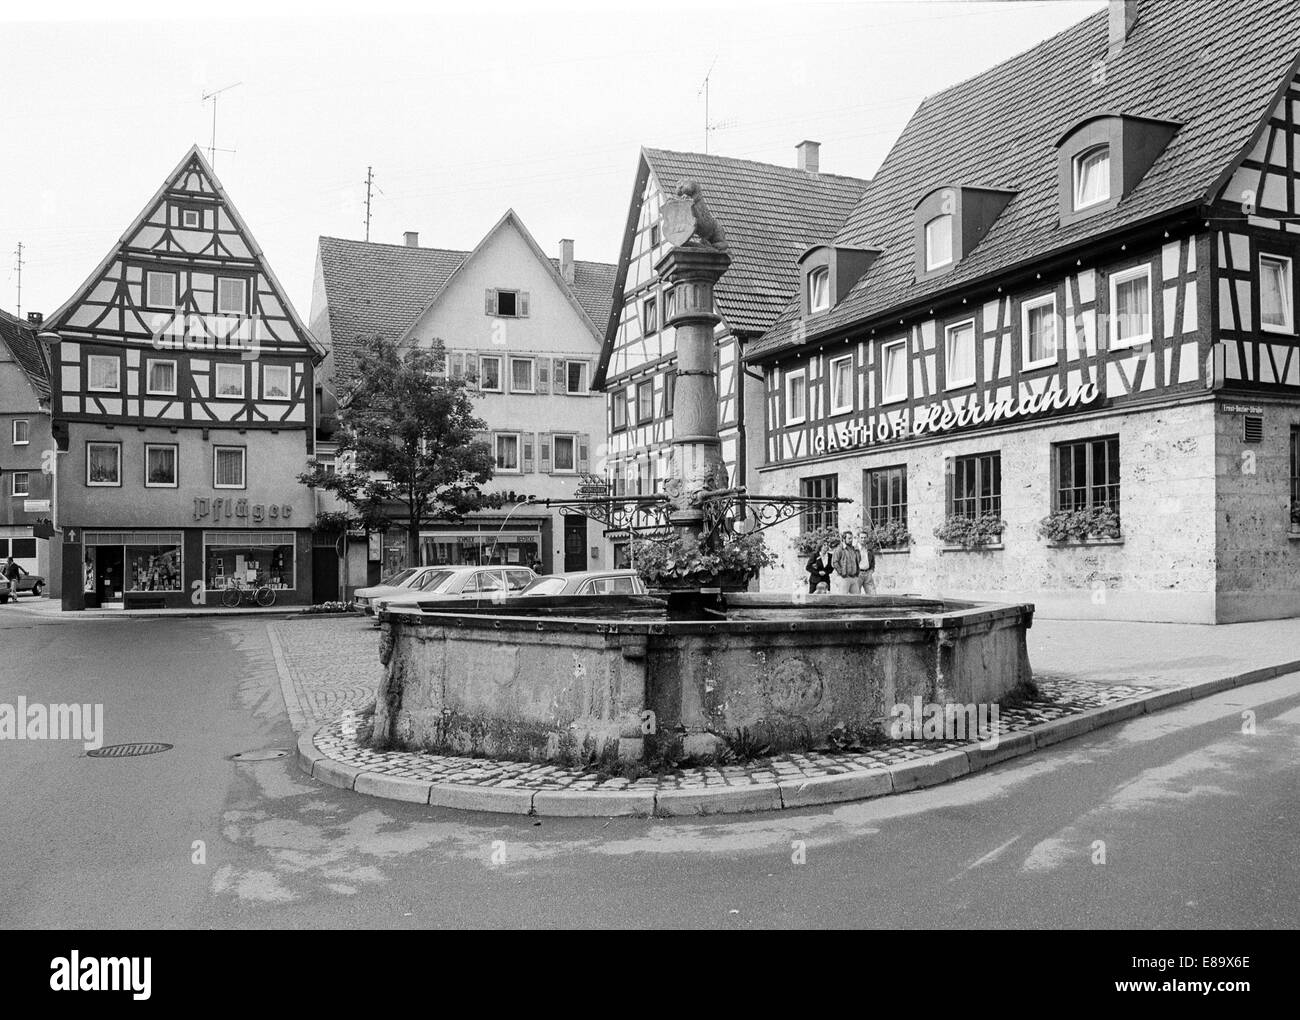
[631,531,778,588]
[1037,506,1121,542]
[934,513,1005,548]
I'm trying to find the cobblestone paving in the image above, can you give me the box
[310,677,1155,793]
[271,616,382,728]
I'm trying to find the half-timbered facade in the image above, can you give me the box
[746,0,1300,623]
[595,146,867,566]
[41,146,325,609]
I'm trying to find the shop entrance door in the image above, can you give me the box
[97,546,125,608]
[312,548,339,603]
[563,516,586,573]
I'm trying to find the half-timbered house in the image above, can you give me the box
[746,0,1300,623]
[595,145,867,566]
[41,146,325,609]
[310,214,615,590]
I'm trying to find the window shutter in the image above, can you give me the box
[485,289,497,315]
[539,432,552,473]
[553,358,566,394]
[449,353,464,379]
[519,292,530,317]
[577,433,590,474]
[537,359,548,393]
[522,433,535,473]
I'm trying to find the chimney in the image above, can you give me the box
[403,231,419,248]
[26,311,42,327]
[1108,0,1139,58]
[797,140,821,174]
[559,238,575,284]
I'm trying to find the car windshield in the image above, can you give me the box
[381,568,418,587]
[521,577,568,596]
[417,570,456,591]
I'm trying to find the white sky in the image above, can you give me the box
[0,0,1105,321]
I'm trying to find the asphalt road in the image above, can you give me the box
[1,610,1297,929]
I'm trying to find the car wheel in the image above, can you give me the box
[31,583,43,598]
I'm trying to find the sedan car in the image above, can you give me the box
[0,576,9,604]
[353,566,454,616]
[518,570,647,597]
[375,565,537,615]
[11,566,45,597]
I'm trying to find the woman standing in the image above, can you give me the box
[805,542,834,594]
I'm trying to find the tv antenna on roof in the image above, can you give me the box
[698,57,716,153]
[201,82,242,168]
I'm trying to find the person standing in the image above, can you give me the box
[832,531,862,594]
[4,557,20,597]
[805,542,834,594]
[860,535,878,594]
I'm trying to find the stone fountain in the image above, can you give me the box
[371,185,1034,763]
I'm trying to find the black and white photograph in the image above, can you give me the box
[0,0,1296,971]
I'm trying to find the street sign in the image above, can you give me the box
[23,499,51,513]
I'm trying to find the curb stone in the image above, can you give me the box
[296,662,1300,816]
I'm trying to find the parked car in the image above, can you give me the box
[376,565,537,616]
[0,576,9,604]
[13,566,46,597]
[518,570,647,597]
[353,566,456,616]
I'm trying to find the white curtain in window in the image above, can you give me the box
[925,215,953,270]
[809,268,830,311]
[148,361,176,393]
[1075,147,1110,208]
[832,359,853,409]
[947,324,976,381]
[1027,305,1055,362]
[89,357,119,390]
[1115,275,1151,342]
[883,343,906,400]
[88,444,119,484]
[215,449,244,487]
[1262,258,1290,328]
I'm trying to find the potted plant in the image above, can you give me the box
[792,525,842,558]
[631,531,778,591]
[934,513,1005,549]
[862,518,912,551]
[1037,505,1121,543]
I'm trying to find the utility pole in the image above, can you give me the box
[364,166,374,242]
[13,242,22,318]
[201,81,242,168]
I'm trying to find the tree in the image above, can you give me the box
[299,335,498,566]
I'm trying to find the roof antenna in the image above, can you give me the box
[12,242,22,319]
[201,82,242,168]
[698,57,716,153]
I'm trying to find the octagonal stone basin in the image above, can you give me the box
[372,593,1034,763]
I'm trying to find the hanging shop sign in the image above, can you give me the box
[812,379,1101,456]
[193,496,294,523]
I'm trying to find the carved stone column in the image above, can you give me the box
[655,245,731,540]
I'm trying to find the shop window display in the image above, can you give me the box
[127,544,183,592]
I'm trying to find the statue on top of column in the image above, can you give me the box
[660,180,729,251]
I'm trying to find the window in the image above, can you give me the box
[800,474,839,532]
[1261,254,1294,333]
[479,355,502,392]
[881,339,908,403]
[146,359,177,396]
[612,391,627,431]
[145,444,178,488]
[145,271,177,309]
[649,223,661,248]
[203,531,294,590]
[1022,296,1058,368]
[216,277,247,315]
[809,266,831,313]
[643,296,658,334]
[213,446,246,489]
[87,442,121,486]
[510,357,534,393]
[865,466,908,533]
[950,452,1001,521]
[636,380,654,423]
[566,360,588,394]
[925,214,953,271]
[495,433,520,472]
[829,355,854,414]
[262,365,291,400]
[215,363,245,398]
[786,369,807,424]
[488,289,527,317]
[12,419,29,446]
[553,434,576,472]
[128,541,183,592]
[181,208,201,229]
[1110,266,1152,349]
[11,471,29,497]
[663,370,676,418]
[1073,146,1110,210]
[1291,427,1300,532]
[88,355,120,393]
[1054,436,1120,517]
[945,321,977,387]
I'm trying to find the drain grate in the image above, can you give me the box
[230,748,290,762]
[87,742,173,759]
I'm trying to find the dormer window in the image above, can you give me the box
[808,266,830,313]
[925,214,953,271]
[1073,146,1111,210]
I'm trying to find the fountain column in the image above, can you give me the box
[655,245,731,544]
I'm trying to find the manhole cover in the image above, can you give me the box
[87,742,173,758]
[230,748,290,762]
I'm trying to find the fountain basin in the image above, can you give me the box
[372,593,1034,762]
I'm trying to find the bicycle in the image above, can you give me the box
[221,577,277,608]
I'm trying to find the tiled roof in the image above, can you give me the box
[317,236,471,383]
[750,0,1300,360]
[548,257,618,330]
[641,148,869,336]
[0,308,50,397]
